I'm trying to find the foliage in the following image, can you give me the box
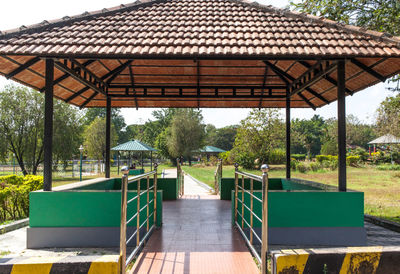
[292,115,326,157]
[347,156,360,167]
[349,148,369,162]
[167,109,205,165]
[376,164,400,171]
[268,148,286,165]
[290,0,400,90]
[219,151,234,165]
[205,125,238,151]
[84,108,126,142]
[232,109,284,169]
[291,154,306,161]
[0,85,84,175]
[83,117,117,161]
[316,155,338,163]
[0,175,43,222]
[376,94,400,137]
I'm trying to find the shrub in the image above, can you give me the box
[219,151,233,165]
[292,154,306,161]
[376,164,400,171]
[290,159,298,171]
[350,148,369,162]
[346,156,360,167]
[235,152,257,169]
[0,175,43,222]
[316,155,337,163]
[296,162,309,173]
[268,148,286,164]
[321,140,337,155]
[309,162,322,172]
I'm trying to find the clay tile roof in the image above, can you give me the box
[0,0,399,57]
[0,0,399,109]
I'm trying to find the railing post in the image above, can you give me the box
[250,178,254,244]
[137,175,141,246]
[241,175,244,229]
[181,171,184,196]
[234,163,239,223]
[146,176,150,232]
[153,163,158,227]
[261,164,269,274]
[120,166,129,274]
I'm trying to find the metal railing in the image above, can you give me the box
[214,159,223,194]
[234,163,269,274]
[120,164,158,274]
[177,159,184,197]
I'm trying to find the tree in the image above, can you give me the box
[376,94,400,137]
[0,85,84,175]
[84,108,126,141]
[83,117,117,163]
[211,126,238,151]
[291,115,325,157]
[290,0,400,90]
[167,109,205,165]
[232,109,284,168]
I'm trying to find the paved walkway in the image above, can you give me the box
[130,171,259,274]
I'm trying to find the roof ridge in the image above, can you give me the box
[0,0,167,39]
[231,0,400,48]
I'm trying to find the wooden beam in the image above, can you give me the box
[70,59,108,88]
[54,60,107,96]
[264,61,329,104]
[107,94,286,99]
[128,65,138,110]
[289,61,338,97]
[106,60,133,84]
[6,57,40,79]
[39,60,95,92]
[259,65,269,108]
[65,87,90,103]
[298,61,353,95]
[297,93,316,110]
[350,59,386,82]
[80,92,98,108]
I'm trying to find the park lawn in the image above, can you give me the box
[182,164,400,224]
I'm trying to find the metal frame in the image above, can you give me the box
[234,168,269,273]
[119,165,158,274]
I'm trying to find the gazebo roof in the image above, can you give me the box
[111,139,157,151]
[368,134,400,145]
[0,0,399,109]
[199,146,226,153]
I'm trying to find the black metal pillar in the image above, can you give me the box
[43,59,54,191]
[105,97,111,178]
[286,96,291,179]
[338,60,347,191]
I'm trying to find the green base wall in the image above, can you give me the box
[75,177,179,200]
[231,190,364,228]
[30,190,162,227]
[128,169,145,176]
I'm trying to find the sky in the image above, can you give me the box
[0,0,396,127]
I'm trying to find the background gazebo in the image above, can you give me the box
[368,134,400,161]
[198,146,226,161]
[112,140,157,173]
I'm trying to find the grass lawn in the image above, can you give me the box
[182,164,400,224]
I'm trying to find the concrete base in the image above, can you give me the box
[27,226,148,248]
[244,227,366,246]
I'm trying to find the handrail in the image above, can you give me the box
[234,163,269,274]
[214,159,223,194]
[120,164,158,274]
[177,158,184,197]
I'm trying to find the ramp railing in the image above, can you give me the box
[214,159,223,194]
[120,164,158,274]
[234,163,269,274]
[177,158,184,197]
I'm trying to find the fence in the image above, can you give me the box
[119,165,158,274]
[234,165,269,274]
[177,159,184,197]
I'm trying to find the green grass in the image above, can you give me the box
[182,164,400,224]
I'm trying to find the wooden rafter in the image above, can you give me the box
[259,65,269,108]
[289,60,338,97]
[350,59,386,82]
[298,61,353,95]
[5,57,40,79]
[106,60,133,84]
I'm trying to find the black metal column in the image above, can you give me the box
[286,96,291,179]
[43,59,54,191]
[338,60,347,191]
[105,97,111,178]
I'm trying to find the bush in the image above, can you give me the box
[268,148,286,164]
[346,155,360,167]
[219,151,233,165]
[350,148,369,162]
[316,155,338,163]
[292,154,306,161]
[309,162,322,172]
[296,162,309,173]
[235,152,257,169]
[376,164,400,171]
[0,175,43,222]
[321,140,337,155]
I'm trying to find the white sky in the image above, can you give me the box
[0,0,396,127]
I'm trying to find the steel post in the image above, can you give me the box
[261,165,269,274]
[286,95,291,179]
[234,163,239,223]
[119,170,128,274]
[43,59,54,191]
[338,60,347,192]
[105,97,111,178]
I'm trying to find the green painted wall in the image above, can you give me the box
[220,178,282,200]
[281,179,321,191]
[74,179,116,190]
[231,190,364,227]
[113,178,178,200]
[30,190,162,227]
[128,169,145,176]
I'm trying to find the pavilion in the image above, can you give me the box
[111,139,157,171]
[197,145,226,160]
[0,0,399,194]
